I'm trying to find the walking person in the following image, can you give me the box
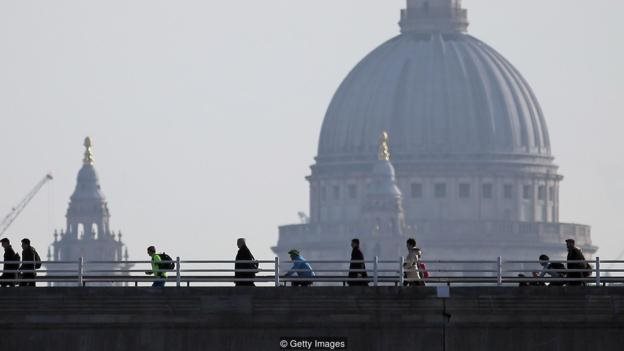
[403,238,424,287]
[1,238,20,287]
[347,239,368,286]
[565,239,589,286]
[145,246,166,287]
[19,238,41,287]
[235,238,257,287]
[284,249,315,287]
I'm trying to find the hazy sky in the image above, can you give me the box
[1,0,623,262]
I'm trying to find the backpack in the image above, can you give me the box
[418,262,430,279]
[250,254,259,273]
[549,262,566,277]
[582,262,593,278]
[157,252,175,271]
[33,249,42,269]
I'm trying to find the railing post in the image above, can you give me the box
[595,256,601,286]
[373,256,379,287]
[32,258,36,286]
[176,256,181,287]
[496,256,503,286]
[399,256,405,286]
[274,257,280,287]
[78,257,84,287]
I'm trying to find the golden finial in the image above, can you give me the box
[378,131,390,161]
[83,137,94,165]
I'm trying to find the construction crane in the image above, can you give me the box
[0,173,53,237]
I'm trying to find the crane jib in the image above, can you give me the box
[0,173,53,236]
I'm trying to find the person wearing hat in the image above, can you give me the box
[565,239,589,286]
[284,249,315,287]
[1,238,20,287]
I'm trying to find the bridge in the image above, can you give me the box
[1,256,623,286]
[0,286,622,351]
[1,258,623,351]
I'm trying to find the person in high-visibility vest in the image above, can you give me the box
[145,246,166,287]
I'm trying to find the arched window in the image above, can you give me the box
[77,223,85,239]
[92,223,99,239]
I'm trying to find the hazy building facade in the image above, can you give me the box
[50,137,132,284]
[274,0,596,268]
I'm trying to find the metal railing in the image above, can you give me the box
[1,256,623,287]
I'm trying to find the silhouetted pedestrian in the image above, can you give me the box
[19,238,41,287]
[235,238,257,287]
[285,249,315,287]
[565,239,589,286]
[1,238,20,287]
[145,246,166,287]
[403,238,423,287]
[348,239,368,286]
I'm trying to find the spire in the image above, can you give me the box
[361,132,407,238]
[378,131,391,161]
[70,136,105,202]
[83,137,94,165]
[399,0,469,34]
[370,131,401,197]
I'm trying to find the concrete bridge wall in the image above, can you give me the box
[0,287,622,351]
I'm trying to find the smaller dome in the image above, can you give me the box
[368,160,402,197]
[71,164,105,201]
[70,137,106,202]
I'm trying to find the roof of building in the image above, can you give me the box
[317,0,551,164]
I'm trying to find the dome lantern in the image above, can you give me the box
[400,0,469,34]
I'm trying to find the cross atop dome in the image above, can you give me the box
[400,0,469,34]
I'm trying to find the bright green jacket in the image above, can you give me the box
[151,254,167,278]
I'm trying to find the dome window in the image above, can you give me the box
[411,183,423,198]
[332,186,340,200]
[504,184,514,199]
[482,183,494,199]
[434,183,447,198]
[348,185,358,199]
[538,186,546,201]
[459,183,471,198]
[522,185,532,200]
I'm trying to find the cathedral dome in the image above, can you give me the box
[317,2,551,164]
[276,0,596,266]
